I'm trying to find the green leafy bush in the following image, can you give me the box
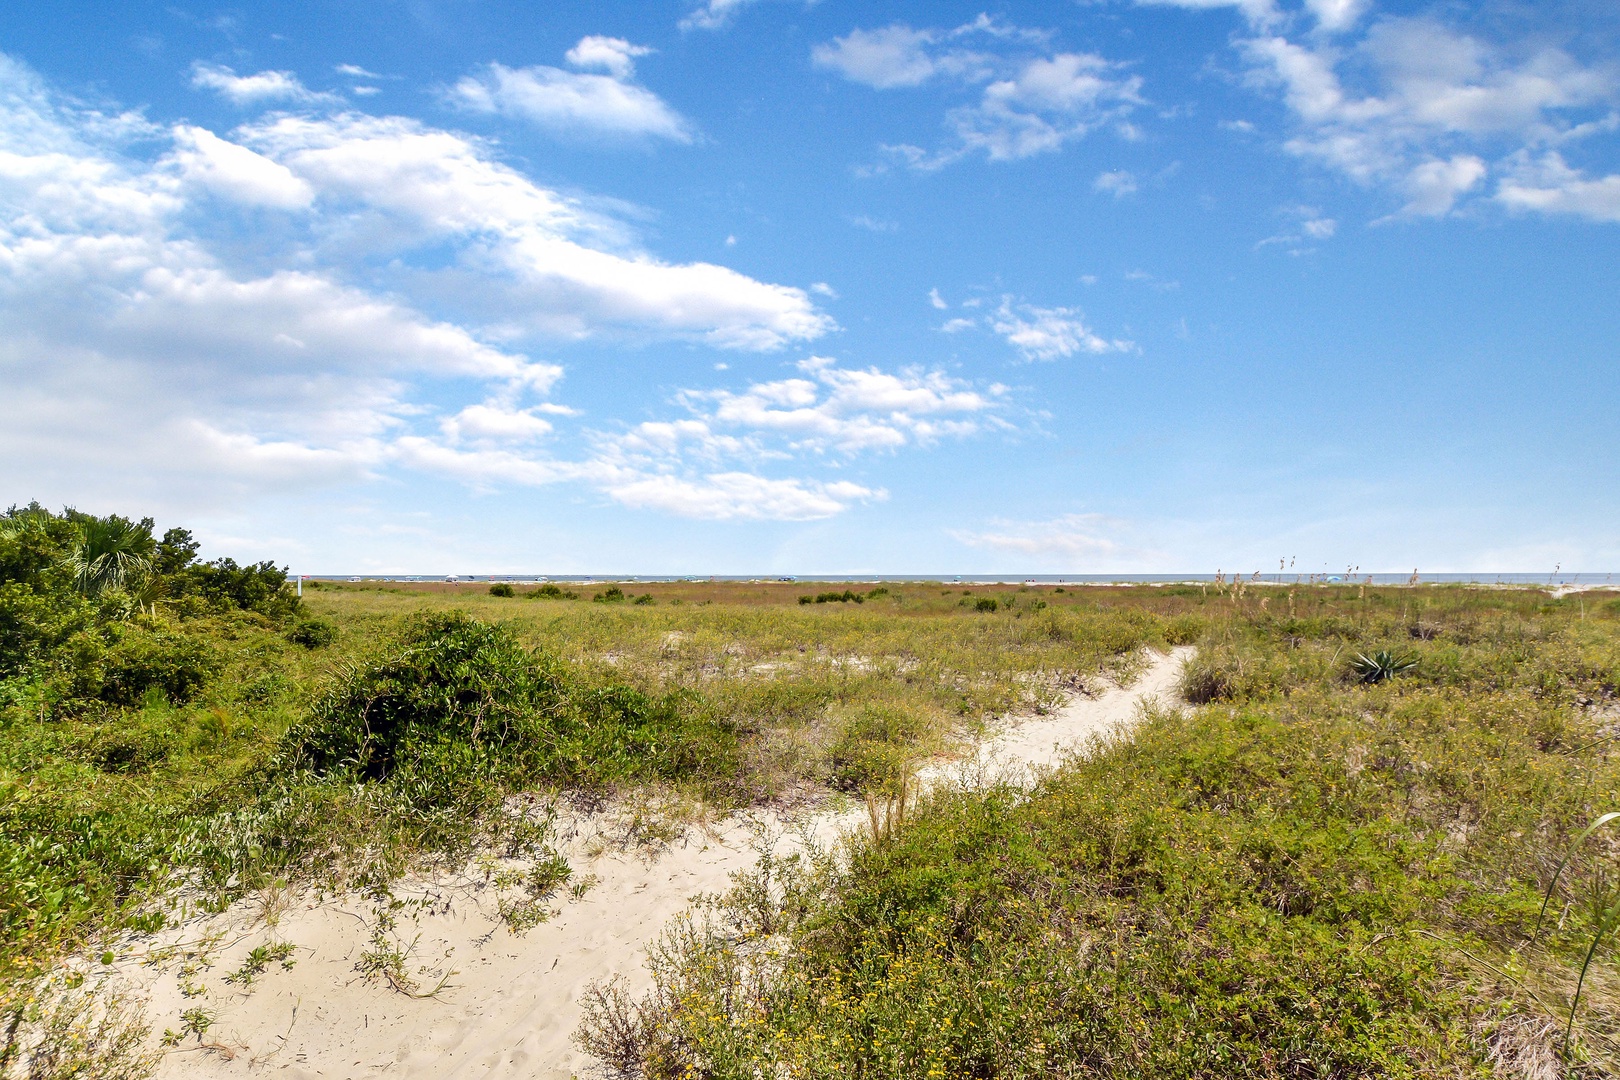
[489,583,515,597]
[59,626,218,708]
[286,616,338,649]
[283,612,737,795]
[284,612,567,782]
[170,558,299,621]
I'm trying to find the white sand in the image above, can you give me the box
[129,647,1189,1078]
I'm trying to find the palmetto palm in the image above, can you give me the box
[67,516,156,596]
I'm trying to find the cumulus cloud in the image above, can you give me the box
[815,17,1140,167]
[991,299,1131,360]
[0,51,857,523]
[810,25,946,88]
[167,124,314,208]
[679,356,1001,454]
[547,356,1003,519]
[238,112,830,349]
[565,36,652,79]
[440,402,557,445]
[448,37,692,142]
[1397,155,1487,217]
[189,63,338,107]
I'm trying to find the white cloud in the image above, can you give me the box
[440,402,556,445]
[929,287,947,309]
[604,472,882,521]
[1229,18,1617,218]
[1497,151,1620,222]
[1303,0,1368,34]
[680,0,763,32]
[1301,214,1338,237]
[0,51,853,524]
[565,36,652,80]
[949,513,1130,565]
[335,64,383,79]
[189,63,337,107]
[812,25,962,89]
[1397,155,1486,217]
[940,317,976,333]
[1132,0,1279,31]
[673,356,1000,455]
[167,125,314,208]
[240,112,831,349]
[1094,169,1138,196]
[815,18,1141,167]
[991,299,1130,360]
[1257,204,1339,250]
[448,45,692,143]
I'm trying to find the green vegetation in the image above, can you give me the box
[9,517,1620,1074]
[580,585,1620,1076]
[0,516,1171,997]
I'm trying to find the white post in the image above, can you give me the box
[297,574,303,597]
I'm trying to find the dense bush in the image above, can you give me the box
[69,626,218,707]
[284,612,738,796]
[286,616,338,649]
[169,558,299,621]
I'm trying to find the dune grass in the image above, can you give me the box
[578,583,1620,1077]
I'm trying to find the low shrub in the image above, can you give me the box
[488,583,515,598]
[57,625,218,708]
[286,616,337,648]
[282,612,738,797]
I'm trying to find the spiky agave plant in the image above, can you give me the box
[1534,811,1620,1058]
[66,516,156,597]
[1349,648,1418,684]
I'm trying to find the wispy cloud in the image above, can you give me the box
[448,36,692,142]
[815,16,1141,168]
[1093,169,1138,196]
[991,299,1132,360]
[950,513,1142,567]
[189,62,340,107]
[1162,2,1620,220]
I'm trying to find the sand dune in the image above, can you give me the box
[133,647,1188,1078]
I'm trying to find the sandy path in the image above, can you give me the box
[134,647,1188,1079]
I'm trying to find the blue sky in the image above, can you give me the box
[1,0,1616,574]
